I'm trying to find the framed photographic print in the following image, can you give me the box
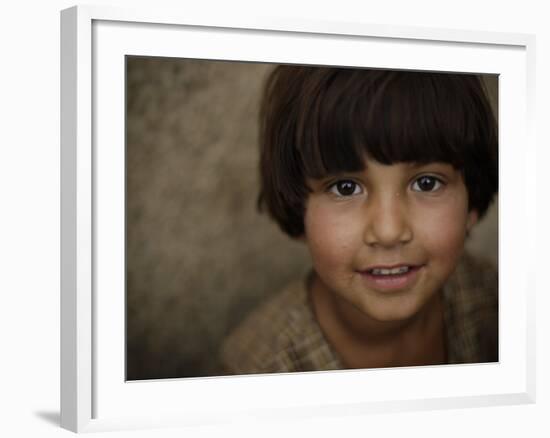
[61,4,536,433]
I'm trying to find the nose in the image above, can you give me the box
[363,193,413,247]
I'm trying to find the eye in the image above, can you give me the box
[328,180,363,197]
[411,175,444,192]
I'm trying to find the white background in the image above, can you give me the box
[0,0,546,437]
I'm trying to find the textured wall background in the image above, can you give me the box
[126,57,498,380]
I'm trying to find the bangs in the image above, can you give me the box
[295,69,493,178]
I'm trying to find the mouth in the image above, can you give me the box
[357,264,423,291]
[363,265,420,276]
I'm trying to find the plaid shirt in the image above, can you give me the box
[220,252,498,374]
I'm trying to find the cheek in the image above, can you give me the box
[414,200,469,264]
[304,203,360,269]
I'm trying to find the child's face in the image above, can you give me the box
[304,158,478,324]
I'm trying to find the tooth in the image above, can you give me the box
[371,266,409,275]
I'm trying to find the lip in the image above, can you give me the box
[357,264,424,292]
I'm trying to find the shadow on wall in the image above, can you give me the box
[126,57,499,380]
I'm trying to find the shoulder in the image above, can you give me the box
[444,251,499,363]
[448,251,498,306]
[219,278,313,375]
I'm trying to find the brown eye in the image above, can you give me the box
[329,180,361,197]
[412,176,443,192]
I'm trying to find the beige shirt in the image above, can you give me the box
[220,252,498,375]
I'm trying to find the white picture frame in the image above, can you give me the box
[60,4,536,433]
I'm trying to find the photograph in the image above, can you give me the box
[60,5,537,433]
[125,57,500,381]
[2,0,545,436]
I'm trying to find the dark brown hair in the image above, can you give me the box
[258,66,498,238]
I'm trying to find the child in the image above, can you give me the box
[220,66,498,374]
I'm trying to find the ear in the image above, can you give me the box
[466,209,479,234]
